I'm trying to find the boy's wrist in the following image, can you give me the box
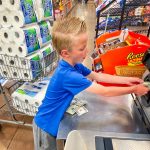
[130,85,137,94]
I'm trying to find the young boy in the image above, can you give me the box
[33,17,149,150]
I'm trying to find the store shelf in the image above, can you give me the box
[96,0,116,14]
[126,0,150,6]
[97,0,150,15]
[96,0,150,37]
[53,0,77,19]
[100,2,150,17]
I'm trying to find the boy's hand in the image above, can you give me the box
[123,77,143,86]
[133,84,149,96]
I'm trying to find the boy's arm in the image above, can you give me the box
[86,71,143,85]
[85,82,149,97]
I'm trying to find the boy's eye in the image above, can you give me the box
[79,47,86,51]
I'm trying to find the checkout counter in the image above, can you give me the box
[57,92,150,150]
[57,50,150,149]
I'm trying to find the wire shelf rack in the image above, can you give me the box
[0,50,58,82]
[96,0,150,37]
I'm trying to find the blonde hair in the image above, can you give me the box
[52,17,87,54]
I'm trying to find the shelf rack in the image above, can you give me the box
[96,0,150,37]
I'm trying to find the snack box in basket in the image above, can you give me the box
[93,45,149,86]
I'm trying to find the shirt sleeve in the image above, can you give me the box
[76,63,92,76]
[64,71,92,95]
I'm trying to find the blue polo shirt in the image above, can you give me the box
[34,59,92,137]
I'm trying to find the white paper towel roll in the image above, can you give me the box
[10,10,27,27]
[1,27,13,43]
[15,44,29,57]
[0,11,12,27]
[5,0,21,10]
[35,0,53,21]
[12,26,41,54]
[0,0,6,12]
[0,54,21,67]
[5,43,18,56]
[0,42,28,57]
[11,27,26,44]
[0,65,14,78]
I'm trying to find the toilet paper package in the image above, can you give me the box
[0,51,43,80]
[12,77,50,113]
[12,101,37,116]
[6,0,38,26]
[10,10,37,27]
[0,43,56,79]
[35,0,53,21]
[0,65,42,80]
[5,43,52,58]
[4,44,28,57]
[0,49,42,68]
[11,26,41,55]
[5,0,36,11]
[38,21,52,46]
[0,11,12,27]
[2,42,41,58]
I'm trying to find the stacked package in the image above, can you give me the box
[0,44,57,80]
[0,0,56,80]
[11,77,51,116]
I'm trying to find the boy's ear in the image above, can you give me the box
[61,49,70,58]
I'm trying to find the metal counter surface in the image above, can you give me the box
[57,91,148,140]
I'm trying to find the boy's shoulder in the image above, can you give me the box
[53,59,91,79]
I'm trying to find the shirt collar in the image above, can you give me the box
[59,59,76,68]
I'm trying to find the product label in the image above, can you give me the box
[16,89,38,97]
[42,47,52,67]
[30,54,42,78]
[42,0,53,17]
[39,21,52,44]
[43,47,51,56]
[24,28,40,54]
[127,52,145,66]
[20,0,37,24]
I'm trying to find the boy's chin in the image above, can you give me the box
[76,60,84,64]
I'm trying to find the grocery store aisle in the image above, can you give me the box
[0,3,96,150]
